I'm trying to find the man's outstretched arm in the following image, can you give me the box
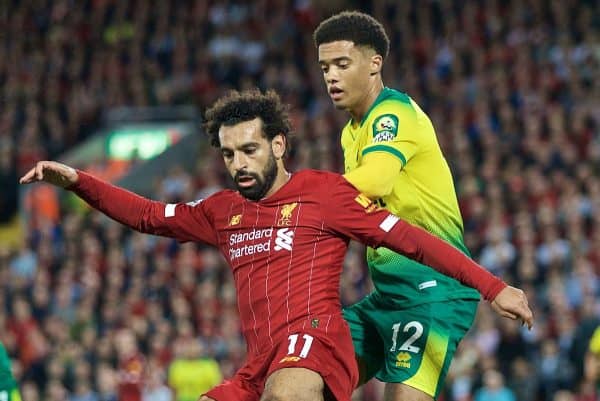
[324,173,534,329]
[20,161,218,244]
[380,218,533,328]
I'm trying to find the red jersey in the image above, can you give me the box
[118,353,145,401]
[71,170,505,356]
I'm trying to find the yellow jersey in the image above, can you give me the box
[341,87,480,306]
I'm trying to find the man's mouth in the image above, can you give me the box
[329,87,344,100]
[236,175,257,188]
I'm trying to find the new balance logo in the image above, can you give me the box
[274,228,294,251]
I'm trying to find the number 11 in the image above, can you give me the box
[287,333,314,358]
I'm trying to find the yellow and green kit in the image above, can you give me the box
[341,87,480,398]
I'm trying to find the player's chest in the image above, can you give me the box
[213,201,326,265]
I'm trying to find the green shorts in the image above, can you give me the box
[343,294,478,398]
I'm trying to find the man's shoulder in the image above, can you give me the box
[367,88,417,120]
[380,87,413,104]
[361,89,427,141]
[294,169,340,181]
[287,170,343,193]
[185,189,239,208]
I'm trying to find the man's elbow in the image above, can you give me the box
[358,180,395,199]
[344,167,397,199]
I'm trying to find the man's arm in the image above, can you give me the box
[20,161,218,245]
[343,104,419,199]
[379,216,533,325]
[343,151,401,199]
[323,174,534,328]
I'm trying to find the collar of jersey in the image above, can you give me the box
[354,86,394,128]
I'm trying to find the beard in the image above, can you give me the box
[234,153,278,201]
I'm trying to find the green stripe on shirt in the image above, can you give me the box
[362,145,407,166]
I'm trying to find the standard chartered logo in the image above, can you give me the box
[228,227,295,260]
[274,228,294,251]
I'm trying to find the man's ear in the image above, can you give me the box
[272,134,287,159]
[370,54,383,76]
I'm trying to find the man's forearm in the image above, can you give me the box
[69,171,164,233]
[382,219,506,301]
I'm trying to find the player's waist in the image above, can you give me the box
[366,251,480,301]
[237,294,342,327]
[243,312,348,355]
[366,285,480,309]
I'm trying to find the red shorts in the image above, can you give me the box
[204,315,358,401]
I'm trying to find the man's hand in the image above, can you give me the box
[491,286,534,329]
[19,161,79,188]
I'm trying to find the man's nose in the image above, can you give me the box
[326,70,339,84]
[324,67,339,83]
[232,152,248,171]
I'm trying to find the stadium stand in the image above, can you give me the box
[0,1,598,400]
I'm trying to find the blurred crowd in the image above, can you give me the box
[0,0,599,400]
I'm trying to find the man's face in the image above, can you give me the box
[318,40,378,112]
[219,118,279,201]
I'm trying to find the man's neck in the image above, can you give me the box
[349,81,384,123]
[263,168,291,199]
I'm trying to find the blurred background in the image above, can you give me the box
[0,1,599,400]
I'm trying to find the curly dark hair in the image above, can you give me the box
[313,11,389,59]
[204,89,292,154]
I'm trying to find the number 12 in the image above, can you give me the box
[390,321,424,353]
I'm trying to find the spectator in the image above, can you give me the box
[507,357,538,401]
[474,369,516,401]
[142,363,172,401]
[95,363,118,401]
[553,390,576,401]
[167,337,221,401]
[70,380,99,401]
[115,329,145,401]
[3,1,599,400]
[538,339,575,400]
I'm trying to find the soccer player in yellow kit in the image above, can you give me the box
[314,11,528,401]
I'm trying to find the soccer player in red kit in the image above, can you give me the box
[20,89,532,401]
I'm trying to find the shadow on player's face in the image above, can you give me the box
[218,117,280,201]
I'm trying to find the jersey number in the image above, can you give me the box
[287,334,314,358]
[390,321,424,353]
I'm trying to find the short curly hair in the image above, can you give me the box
[313,11,389,59]
[203,89,292,153]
